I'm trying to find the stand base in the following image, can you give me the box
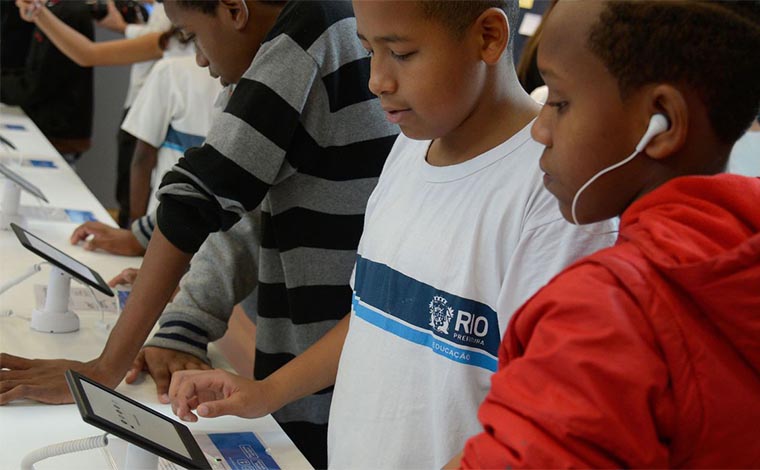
[30,309,80,333]
[0,211,25,230]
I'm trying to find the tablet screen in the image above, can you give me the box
[0,162,48,202]
[80,380,192,459]
[11,223,113,297]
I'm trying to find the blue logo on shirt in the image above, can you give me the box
[353,256,500,371]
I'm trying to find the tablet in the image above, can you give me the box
[10,223,113,297]
[0,162,48,203]
[65,370,212,470]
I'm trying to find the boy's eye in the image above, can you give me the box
[365,49,374,58]
[390,51,415,61]
[545,100,568,113]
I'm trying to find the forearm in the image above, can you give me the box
[264,314,350,411]
[34,8,161,66]
[95,227,192,383]
[129,141,158,222]
[214,306,256,377]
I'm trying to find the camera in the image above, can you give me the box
[88,0,148,24]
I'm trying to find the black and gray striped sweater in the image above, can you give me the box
[153,1,398,467]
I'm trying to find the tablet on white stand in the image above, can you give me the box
[0,162,48,230]
[65,370,213,470]
[10,223,113,333]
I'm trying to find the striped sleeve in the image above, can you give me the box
[130,211,156,249]
[144,211,261,361]
[155,37,320,254]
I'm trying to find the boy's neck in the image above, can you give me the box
[426,83,540,167]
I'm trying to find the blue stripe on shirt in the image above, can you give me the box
[161,125,205,153]
[353,256,500,371]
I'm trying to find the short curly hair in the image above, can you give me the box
[417,1,519,55]
[587,1,760,144]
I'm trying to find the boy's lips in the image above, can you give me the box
[383,107,411,124]
[539,162,554,188]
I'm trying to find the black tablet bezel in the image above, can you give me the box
[10,223,113,297]
[0,162,48,203]
[65,370,212,470]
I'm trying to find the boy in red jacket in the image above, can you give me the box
[457,0,760,468]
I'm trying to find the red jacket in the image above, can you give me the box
[462,174,760,468]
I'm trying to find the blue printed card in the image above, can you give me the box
[207,432,280,470]
[64,209,97,223]
[28,159,57,168]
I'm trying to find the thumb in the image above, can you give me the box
[83,237,98,251]
[125,351,146,384]
[197,396,241,418]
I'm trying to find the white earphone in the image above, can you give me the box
[635,114,670,153]
[571,113,670,225]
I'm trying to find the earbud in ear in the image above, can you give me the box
[570,112,671,226]
[635,114,670,152]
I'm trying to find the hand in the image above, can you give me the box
[15,0,42,22]
[0,354,115,405]
[169,369,275,422]
[125,347,211,404]
[96,0,127,34]
[70,221,145,256]
[108,267,139,287]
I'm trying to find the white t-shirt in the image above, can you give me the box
[328,124,617,469]
[727,130,760,177]
[121,56,221,213]
[122,3,173,109]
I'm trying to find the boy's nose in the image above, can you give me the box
[196,49,210,68]
[368,56,396,97]
[531,106,552,147]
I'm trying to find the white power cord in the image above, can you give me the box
[0,262,47,318]
[20,433,111,470]
[85,283,112,331]
[0,262,47,296]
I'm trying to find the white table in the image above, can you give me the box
[0,106,312,470]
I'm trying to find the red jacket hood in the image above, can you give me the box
[619,173,760,371]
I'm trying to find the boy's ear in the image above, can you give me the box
[475,7,509,65]
[218,0,249,30]
[642,84,688,160]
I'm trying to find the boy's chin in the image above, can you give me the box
[399,126,438,142]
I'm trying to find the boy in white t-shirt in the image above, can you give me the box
[121,55,221,221]
[166,1,615,468]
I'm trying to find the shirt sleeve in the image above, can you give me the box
[121,59,175,147]
[155,34,320,254]
[130,211,156,249]
[144,210,261,360]
[125,3,170,38]
[124,24,146,39]
[496,187,618,323]
[462,263,672,468]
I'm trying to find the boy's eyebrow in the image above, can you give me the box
[538,67,558,79]
[356,31,411,43]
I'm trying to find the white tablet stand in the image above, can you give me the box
[0,179,25,230]
[30,266,80,333]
